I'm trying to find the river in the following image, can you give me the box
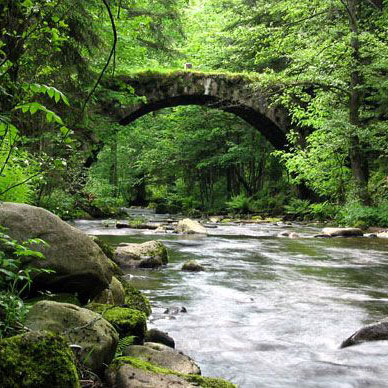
[74,214,388,388]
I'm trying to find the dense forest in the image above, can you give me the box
[1,0,388,226]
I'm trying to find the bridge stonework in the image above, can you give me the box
[105,71,291,149]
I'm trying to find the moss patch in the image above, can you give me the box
[111,356,235,388]
[0,331,80,388]
[122,281,151,316]
[87,303,146,341]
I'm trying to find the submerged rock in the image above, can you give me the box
[123,342,201,375]
[176,219,208,234]
[321,227,363,237]
[341,318,388,348]
[106,357,236,388]
[25,301,118,373]
[181,260,205,272]
[0,202,113,302]
[114,240,168,268]
[145,329,175,349]
[0,331,79,388]
[87,303,147,342]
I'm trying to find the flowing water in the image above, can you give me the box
[74,214,388,388]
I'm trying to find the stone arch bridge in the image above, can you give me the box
[103,70,292,149]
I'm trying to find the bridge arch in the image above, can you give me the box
[105,71,291,149]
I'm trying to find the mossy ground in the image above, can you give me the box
[0,331,80,388]
[87,303,146,340]
[111,356,236,388]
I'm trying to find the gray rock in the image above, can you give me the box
[114,241,168,268]
[105,363,194,388]
[176,219,208,234]
[341,318,388,348]
[93,276,125,305]
[145,328,175,348]
[322,227,363,237]
[182,260,205,272]
[0,202,113,301]
[25,301,118,373]
[123,342,201,375]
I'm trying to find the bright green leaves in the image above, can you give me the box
[23,84,70,106]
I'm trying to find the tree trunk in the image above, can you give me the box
[348,0,370,204]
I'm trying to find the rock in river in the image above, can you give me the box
[322,227,363,237]
[176,218,208,234]
[25,300,118,373]
[181,260,205,272]
[0,202,113,301]
[341,318,388,348]
[114,240,168,268]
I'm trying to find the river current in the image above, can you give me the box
[74,215,388,388]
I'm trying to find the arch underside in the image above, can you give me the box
[119,95,287,149]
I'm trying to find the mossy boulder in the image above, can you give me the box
[93,276,125,305]
[0,202,114,302]
[114,240,168,268]
[0,331,79,388]
[25,301,118,373]
[123,342,201,375]
[122,280,152,316]
[182,260,205,272]
[87,303,147,342]
[106,357,236,388]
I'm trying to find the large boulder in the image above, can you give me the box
[176,219,208,234]
[123,342,201,375]
[25,301,118,373]
[322,227,363,237]
[0,331,79,388]
[0,202,113,301]
[93,276,125,305]
[87,303,147,342]
[106,357,236,388]
[114,240,168,268]
[341,318,388,348]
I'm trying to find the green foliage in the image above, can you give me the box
[0,228,51,338]
[336,202,388,228]
[284,199,312,219]
[226,194,253,214]
[114,336,135,359]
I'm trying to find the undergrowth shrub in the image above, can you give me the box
[0,228,51,338]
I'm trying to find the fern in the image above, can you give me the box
[114,336,135,358]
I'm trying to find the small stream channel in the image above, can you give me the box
[74,212,388,388]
